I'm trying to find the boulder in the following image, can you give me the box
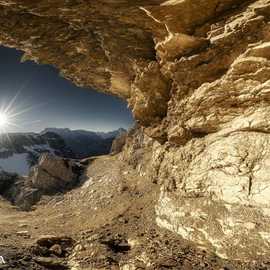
[14,187,42,211]
[110,131,127,155]
[33,257,67,269]
[0,154,81,210]
[33,235,75,258]
[29,153,78,193]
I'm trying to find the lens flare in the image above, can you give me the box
[0,112,8,129]
[0,91,41,134]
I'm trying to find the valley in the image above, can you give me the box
[0,0,270,268]
[0,128,125,175]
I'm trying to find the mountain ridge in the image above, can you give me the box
[40,127,126,159]
[41,127,126,136]
[0,128,126,175]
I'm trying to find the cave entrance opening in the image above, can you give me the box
[0,44,134,210]
[0,45,134,173]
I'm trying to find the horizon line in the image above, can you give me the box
[0,126,129,135]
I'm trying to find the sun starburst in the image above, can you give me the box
[0,91,41,134]
[0,112,8,128]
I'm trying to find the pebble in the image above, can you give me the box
[16,231,30,238]
[49,244,62,256]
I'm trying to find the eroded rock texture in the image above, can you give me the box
[1,0,270,261]
[29,153,79,193]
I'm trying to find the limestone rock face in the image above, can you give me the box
[1,0,270,261]
[0,0,261,138]
[29,153,77,193]
[110,131,128,155]
[0,154,81,210]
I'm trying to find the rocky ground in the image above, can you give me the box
[0,153,269,269]
[1,0,270,263]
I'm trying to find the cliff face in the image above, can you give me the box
[1,0,270,261]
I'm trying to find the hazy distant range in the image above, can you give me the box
[0,127,126,175]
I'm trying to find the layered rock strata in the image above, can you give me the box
[1,0,270,260]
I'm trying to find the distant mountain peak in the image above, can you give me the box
[41,127,126,139]
[0,127,126,175]
[41,127,126,158]
[41,128,71,134]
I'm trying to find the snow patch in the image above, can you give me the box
[24,144,54,154]
[0,153,30,175]
[0,147,9,153]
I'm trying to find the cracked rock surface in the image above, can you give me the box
[1,0,270,261]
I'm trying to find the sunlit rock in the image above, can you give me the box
[29,153,78,193]
[1,0,270,261]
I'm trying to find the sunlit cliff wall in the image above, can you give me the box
[1,0,270,260]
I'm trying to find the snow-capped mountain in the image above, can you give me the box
[41,128,126,159]
[0,128,125,175]
[0,132,73,175]
[96,128,126,139]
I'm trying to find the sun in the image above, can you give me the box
[0,112,8,129]
[0,91,39,134]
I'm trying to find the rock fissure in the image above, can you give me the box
[1,0,270,264]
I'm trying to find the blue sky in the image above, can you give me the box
[0,46,134,133]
